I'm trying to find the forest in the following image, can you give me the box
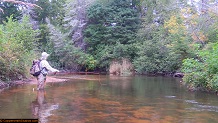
[0,0,218,92]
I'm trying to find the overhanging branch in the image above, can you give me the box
[1,0,42,13]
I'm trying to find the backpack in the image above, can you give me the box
[30,60,42,76]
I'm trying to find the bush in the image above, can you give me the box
[0,16,38,81]
[182,43,218,91]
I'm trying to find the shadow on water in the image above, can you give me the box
[0,75,218,123]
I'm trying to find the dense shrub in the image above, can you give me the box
[0,16,38,81]
[182,43,218,91]
[181,11,218,92]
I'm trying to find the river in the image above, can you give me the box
[0,75,218,123]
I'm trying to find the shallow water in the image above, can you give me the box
[0,75,218,123]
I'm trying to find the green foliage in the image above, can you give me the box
[33,0,50,23]
[133,26,179,73]
[133,0,183,74]
[45,21,96,71]
[179,3,218,92]
[91,45,112,69]
[83,55,96,71]
[0,16,38,81]
[49,0,66,26]
[87,4,107,24]
[0,2,21,24]
[37,24,50,51]
[84,0,140,69]
[207,16,218,43]
[33,0,66,25]
[167,30,195,62]
[139,0,178,24]
[182,43,218,91]
[51,41,97,71]
[60,43,96,71]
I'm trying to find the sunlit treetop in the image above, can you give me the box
[164,15,186,34]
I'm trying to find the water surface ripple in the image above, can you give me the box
[0,75,218,123]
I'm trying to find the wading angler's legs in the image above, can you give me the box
[37,74,46,90]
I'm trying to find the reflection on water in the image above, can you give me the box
[31,90,59,123]
[0,75,218,123]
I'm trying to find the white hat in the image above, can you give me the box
[41,52,50,60]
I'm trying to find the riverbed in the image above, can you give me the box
[0,75,218,123]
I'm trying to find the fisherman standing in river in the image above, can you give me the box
[37,52,59,90]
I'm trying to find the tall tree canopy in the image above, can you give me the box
[0,1,21,23]
[84,0,140,69]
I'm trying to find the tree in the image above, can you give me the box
[0,16,39,81]
[0,1,22,23]
[63,0,95,49]
[180,1,218,92]
[133,0,182,74]
[33,0,66,54]
[33,0,51,23]
[84,0,140,69]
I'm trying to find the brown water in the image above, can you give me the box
[0,75,218,123]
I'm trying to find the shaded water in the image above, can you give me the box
[1,75,218,123]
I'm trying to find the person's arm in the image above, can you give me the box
[43,60,59,73]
